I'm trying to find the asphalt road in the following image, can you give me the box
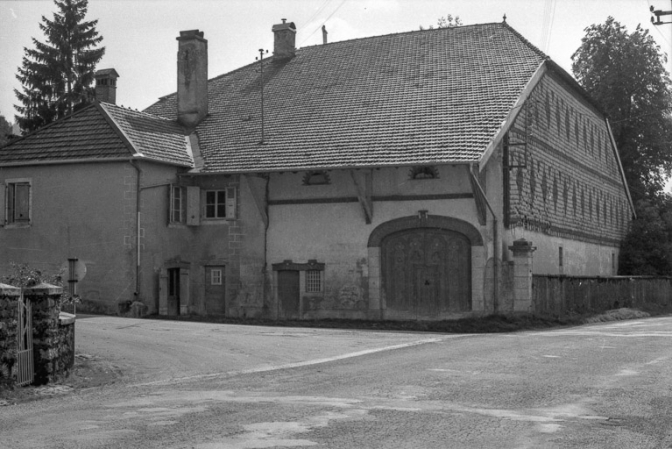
[1,315,672,448]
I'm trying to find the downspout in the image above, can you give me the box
[468,166,499,314]
[130,160,142,299]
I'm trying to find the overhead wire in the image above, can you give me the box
[299,0,349,47]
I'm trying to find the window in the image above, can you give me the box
[211,269,223,285]
[306,270,322,293]
[4,180,31,225]
[205,190,227,218]
[302,171,330,186]
[409,166,439,180]
[169,185,186,224]
[204,187,236,220]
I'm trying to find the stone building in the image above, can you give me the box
[0,20,634,320]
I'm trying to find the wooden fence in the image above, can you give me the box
[532,275,672,317]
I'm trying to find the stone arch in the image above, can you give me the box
[367,215,483,248]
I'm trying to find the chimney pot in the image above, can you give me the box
[322,25,328,45]
[272,20,296,62]
[94,68,120,104]
[176,29,208,128]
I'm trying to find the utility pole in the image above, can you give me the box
[650,2,672,78]
[650,3,672,25]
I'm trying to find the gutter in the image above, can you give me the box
[468,166,500,313]
[130,160,143,300]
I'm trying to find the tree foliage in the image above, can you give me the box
[572,17,672,275]
[420,14,462,30]
[572,17,672,202]
[14,0,104,133]
[0,114,12,148]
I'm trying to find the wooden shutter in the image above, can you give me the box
[186,186,200,226]
[168,184,175,224]
[15,183,30,222]
[226,187,236,219]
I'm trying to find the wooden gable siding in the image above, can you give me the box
[505,71,631,247]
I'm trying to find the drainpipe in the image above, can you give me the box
[130,160,142,299]
[468,166,499,314]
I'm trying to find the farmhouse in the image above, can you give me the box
[0,20,634,320]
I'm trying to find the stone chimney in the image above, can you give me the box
[322,25,328,45]
[94,69,119,104]
[177,30,208,128]
[272,19,296,61]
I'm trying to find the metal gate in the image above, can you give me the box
[16,295,34,386]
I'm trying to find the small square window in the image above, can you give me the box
[306,270,322,293]
[211,269,223,285]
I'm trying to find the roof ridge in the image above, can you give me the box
[299,21,507,50]
[102,101,178,122]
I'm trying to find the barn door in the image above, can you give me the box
[382,228,471,319]
[277,270,300,319]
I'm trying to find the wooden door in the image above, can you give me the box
[278,270,300,318]
[168,268,180,315]
[205,266,226,315]
[382,228,471,318]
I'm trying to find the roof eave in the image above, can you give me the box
[179,160,476,176]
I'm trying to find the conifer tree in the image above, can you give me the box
[14,0,104,133]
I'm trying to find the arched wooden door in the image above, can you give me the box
[382,228,471,318]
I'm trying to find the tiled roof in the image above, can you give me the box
[101,103,192,166]
[0,103,192,167]
[0,104,131,163]
[145,22,547,173]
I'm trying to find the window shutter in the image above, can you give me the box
[15,183,30,222]
[0,183,5,226]
[186,186,201,226]
[168,184,175,224]
[226,187,236,219]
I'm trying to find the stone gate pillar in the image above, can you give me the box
[23,283,64,385]
[0,283,21,386]
[509,239,536,313]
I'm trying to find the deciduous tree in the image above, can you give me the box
[14,0,104,133]
[572,17,672,202]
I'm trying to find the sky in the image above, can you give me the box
[1,0,671,122]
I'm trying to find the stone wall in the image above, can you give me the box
[24,283,74,385]
[0,283,20,388]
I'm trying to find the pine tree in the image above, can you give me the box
[14,0,105,133]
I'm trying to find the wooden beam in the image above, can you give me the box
[243,174,268,227]
[350,169,373,224]
[467,165,487,226]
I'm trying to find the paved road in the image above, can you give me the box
[2,316,672,448]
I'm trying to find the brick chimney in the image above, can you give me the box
[94,69,119,104]
[272,19,296,61]
[177,30,208,128]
